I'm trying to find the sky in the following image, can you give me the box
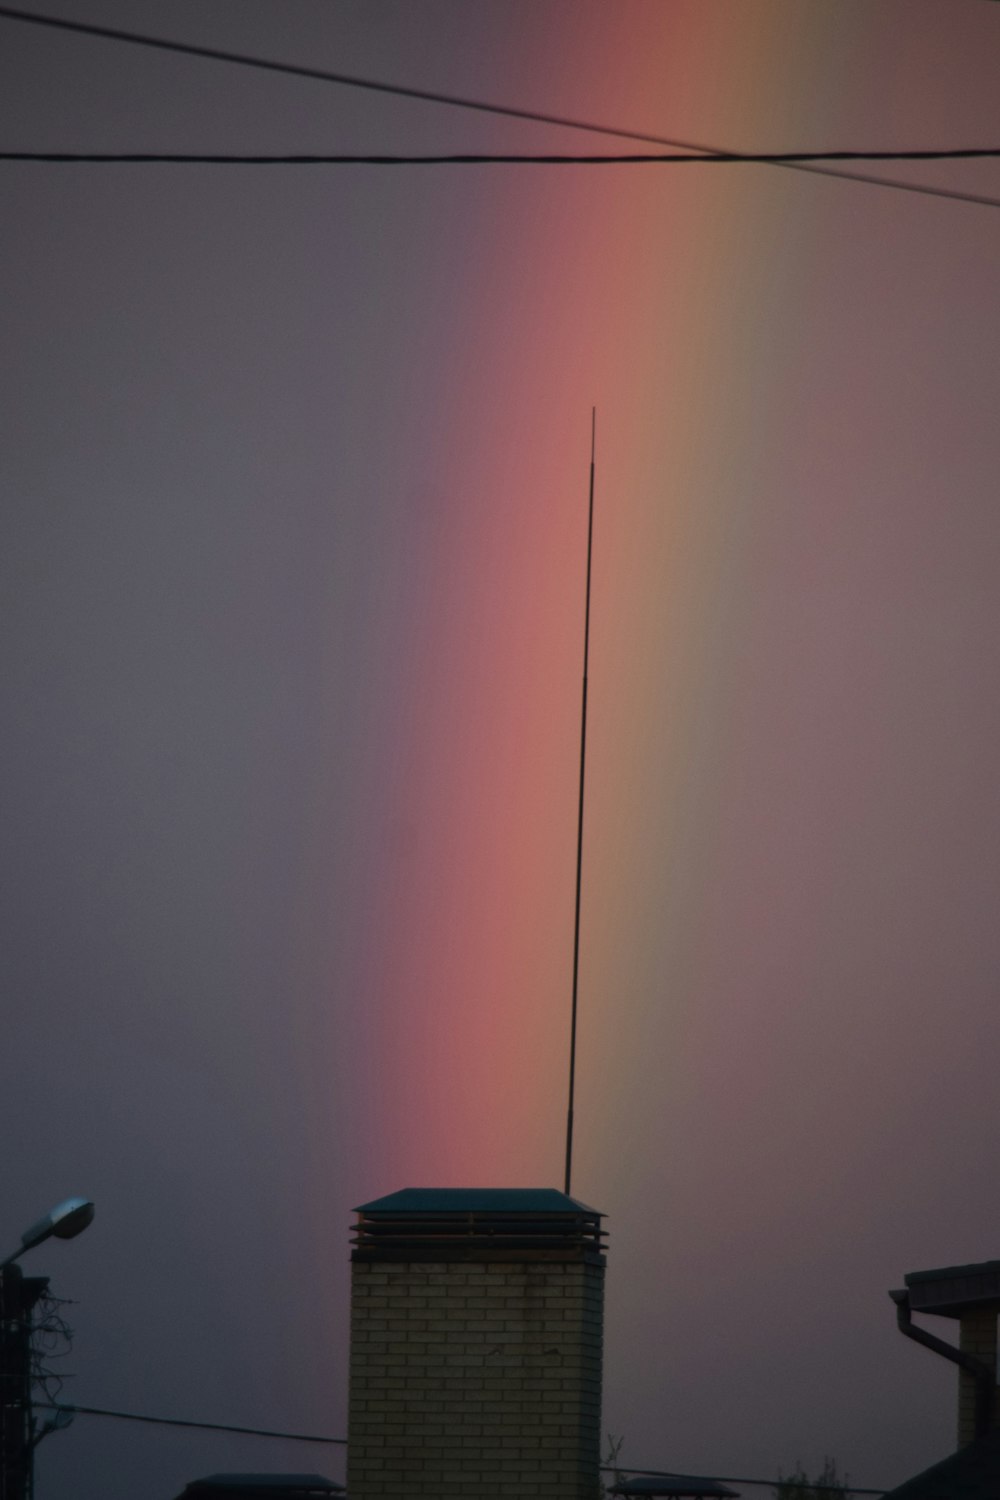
[3,2,1000,1496]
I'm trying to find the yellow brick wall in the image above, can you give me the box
[348,1258,604,1499]
[958,1308,999,1448]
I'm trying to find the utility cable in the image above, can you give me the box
[1,3,997,209]
[1,147,998,163]
[611,1470,884,1496]
[0,3,785,153]
[3,150,999,210]
[36,1401,346,1445]
[36,1406,888,1494]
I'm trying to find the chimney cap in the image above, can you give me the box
[355,1187,603,1215]
[352,1187,606,1262]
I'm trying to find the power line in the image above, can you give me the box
[38,1407,890,1495]
[37,1406,888,1493]
[1,3,997,210]
[3,150,999,211]
[617,1470,881,1494]
[36,1401,345,1445]
[2,148,998,164]
[0,3,786,152]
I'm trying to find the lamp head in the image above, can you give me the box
[20,1198,95,1252]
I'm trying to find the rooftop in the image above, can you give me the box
[610,1475,739,1497]
[884,1427,1000,1498]
[904,1258,1000,1318]
[177,1478,344,1498]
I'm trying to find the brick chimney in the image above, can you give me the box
[894,1259,1000,1447]
[347,1188,606,1499]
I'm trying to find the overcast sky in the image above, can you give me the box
[3,4,1000,1497]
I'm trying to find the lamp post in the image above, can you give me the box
[0,1200,94,1500]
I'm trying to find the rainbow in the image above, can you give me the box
[304,3,946,1210]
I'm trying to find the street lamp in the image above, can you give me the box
[1,1199,94,1500]
[1,1199,95,1269]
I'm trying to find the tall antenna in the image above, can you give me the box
[564,409,596,1197]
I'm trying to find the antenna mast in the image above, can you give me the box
[564,409,596,1197]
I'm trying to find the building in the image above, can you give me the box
[882,1428,1000,1500]
[884,1257,1000,1498]
[347,1187,606,1500]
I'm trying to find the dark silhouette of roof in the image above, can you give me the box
[354,1187,602,1215]
[177,1477,344,1498]
[904,1258,1000,1318]
[610,1475,739,1497]
[883,1428,1000,1498]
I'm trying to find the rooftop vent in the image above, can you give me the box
[351,1187,605,1262]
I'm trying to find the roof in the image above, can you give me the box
[177,1477,344,1498]
[610,1475,739,1497]
[904,1259,1000,1318]
[883,1429,1000,1498]
[355,1187,602,1215]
